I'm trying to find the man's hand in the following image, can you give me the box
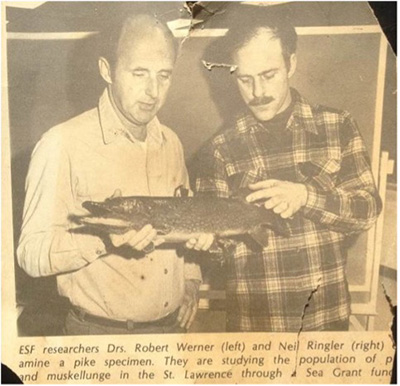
[185,234,214,251]
[177,279,201,329]
[108,189,164,251]
[109,224,165,251]
[247,179,308,218]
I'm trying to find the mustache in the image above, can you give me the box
[249,96,274,106]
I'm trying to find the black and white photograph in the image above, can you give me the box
[2,1,397,383]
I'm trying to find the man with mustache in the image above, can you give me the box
[17,13,213,335]
[196,13,381,332]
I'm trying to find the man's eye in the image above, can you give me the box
[132,71,146,77]
[158,73,171,81]
[261,72,276,80]
[238,77,251,85]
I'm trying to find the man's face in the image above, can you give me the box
[109,31,175,126]
[233,28,296,122]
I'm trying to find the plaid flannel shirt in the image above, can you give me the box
[195,89,381,332]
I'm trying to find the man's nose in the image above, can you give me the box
[145,76,159,99]
[252,78,265,99]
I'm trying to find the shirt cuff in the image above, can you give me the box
[302,184,324,216]
[184,262,202,283]
[74,233,107,264]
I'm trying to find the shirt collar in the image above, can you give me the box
[237,88,319,136]
[287,88,318,135]
[98,88,166,145]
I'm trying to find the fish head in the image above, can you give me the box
[83,197,148,218]
[82,201,113,217]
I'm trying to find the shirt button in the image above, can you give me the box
[96,249,103,255]
[164,269,168,274]
[164,302,169,307]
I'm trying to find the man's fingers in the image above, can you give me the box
[134,228,158,251]
[201,235,214,251]
[193,234,206,250]
[264,196,282,210]
[280,207,293,219]
[246,186,282,203]
[128,224,154,242]
[112,224,156,250]
[110,233,129,248]
[186,304,198,329]
[273,201,289,214]
[185,235,214,251]
[195,234,213,251]
[153,237,165,247]
[177,304,187,323]
[179,305,191,328]
[185,238,197,249]
[247,180,306,217]
[248,180,278,190]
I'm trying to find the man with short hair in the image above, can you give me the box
[18,14,212,335]
[196,13,381,332]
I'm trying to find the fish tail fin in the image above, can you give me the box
[248,225,270,248]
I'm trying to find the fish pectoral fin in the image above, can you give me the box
[258,207,292,237]
[248,225,269,248]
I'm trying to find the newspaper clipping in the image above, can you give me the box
[2,1,396,384]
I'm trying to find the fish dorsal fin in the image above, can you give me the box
[249,215,291,248]
[261,210,292,237]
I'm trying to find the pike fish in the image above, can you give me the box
[77,192,290,249]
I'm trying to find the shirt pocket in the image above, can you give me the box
[298,157,341,191]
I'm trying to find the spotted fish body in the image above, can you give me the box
[79,195,290,247]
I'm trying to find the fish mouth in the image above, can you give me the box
[82,201,111,217]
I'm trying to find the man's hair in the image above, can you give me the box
[224,11,297,69]
[99,13,177,69]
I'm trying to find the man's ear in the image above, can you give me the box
[98,57,113,84]
[288,53,297,78]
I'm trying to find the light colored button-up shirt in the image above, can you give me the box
[17,89,201,322]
